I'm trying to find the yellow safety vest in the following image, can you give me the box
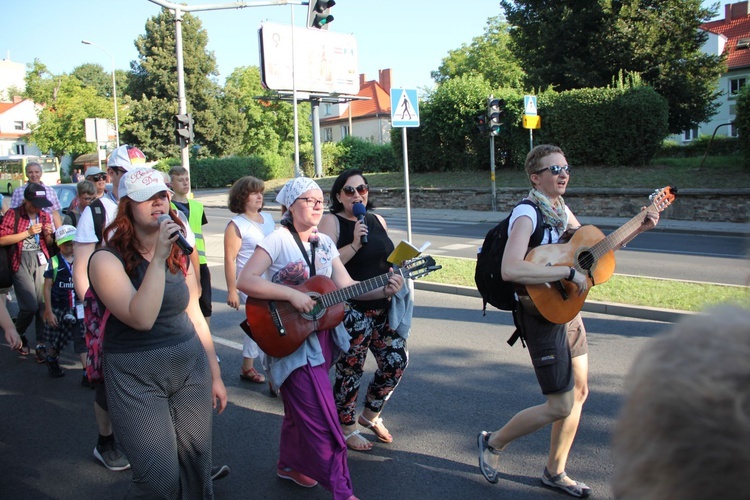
[171,200,207,264]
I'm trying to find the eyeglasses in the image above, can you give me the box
[296,197,324,209]
[88,174,107,181]
[341,184,369,196]
[534,165,571,176]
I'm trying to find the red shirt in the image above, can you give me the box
[0,206,52,272]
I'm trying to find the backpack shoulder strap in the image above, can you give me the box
[515,200,547,248]
[89,199,106,244]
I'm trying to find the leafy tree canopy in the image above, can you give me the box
[500,0,726,133]
[432,15,525,90]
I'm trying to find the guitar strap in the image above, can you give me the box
[289,227,317,277]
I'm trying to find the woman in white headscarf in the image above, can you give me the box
[237,177,402,500]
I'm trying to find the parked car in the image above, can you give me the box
[51,183,112,215]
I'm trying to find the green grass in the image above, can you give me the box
[267,154,749,191]
[421,256,749,312]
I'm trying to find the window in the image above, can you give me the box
[730,77,746,97]
[683,127,699,141]
[14,144,25,154]
[13,121,23,130]
[323,128,333,142]
[738,37,750,49]
[323,103,332,116]
[341,125,349,139]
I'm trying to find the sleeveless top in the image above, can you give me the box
[334,212,395,311]
[95,249,195,354]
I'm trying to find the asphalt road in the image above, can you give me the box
[0,282,671,499]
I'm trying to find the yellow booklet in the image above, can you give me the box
[387,240,431,264]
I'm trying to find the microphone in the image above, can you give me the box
[352,202,368,245]
[157,214,194,255]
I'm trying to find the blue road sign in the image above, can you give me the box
[391,88,419,127]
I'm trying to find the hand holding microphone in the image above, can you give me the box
[157,214,194,255]
[352,202,368,245]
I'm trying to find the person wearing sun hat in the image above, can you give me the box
[72,144,145,473]
[42,225,83,378]
[87,166,227,496]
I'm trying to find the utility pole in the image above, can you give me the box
[147,0,306,172]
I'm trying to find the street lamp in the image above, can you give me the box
[81,40,120,147]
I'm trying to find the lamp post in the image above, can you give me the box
[81,40,120,147]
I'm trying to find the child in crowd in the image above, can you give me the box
[42,225,84,378]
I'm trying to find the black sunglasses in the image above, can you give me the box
[88,174,107,181]
[534,165,571,176]
[341,184,369,196]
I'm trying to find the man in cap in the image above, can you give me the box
[10,162,63,229]
[0,183,55,357]
[73,144,145,472]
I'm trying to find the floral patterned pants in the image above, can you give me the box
[333,304,409,425]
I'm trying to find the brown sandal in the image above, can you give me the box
[240,367,266,383]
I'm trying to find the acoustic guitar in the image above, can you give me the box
[242,256,441,358]
[523,186,676,324]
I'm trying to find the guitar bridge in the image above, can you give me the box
[269,301,286,336]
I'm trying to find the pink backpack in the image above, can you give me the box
[83,287,110,384]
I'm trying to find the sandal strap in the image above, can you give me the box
[344,429,362,439]
[484,433,501,456]
[545,468,569,483]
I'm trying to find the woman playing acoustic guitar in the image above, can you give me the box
[476,145,660,498]
[237,177,402,500]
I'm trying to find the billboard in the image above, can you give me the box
[259,22,359,95]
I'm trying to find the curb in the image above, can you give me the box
[414,281,694,323]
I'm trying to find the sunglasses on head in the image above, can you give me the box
[534,165,571,176]
[88,174,107,181]
[341,184,369,196]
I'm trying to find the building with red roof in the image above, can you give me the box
[319,68,394,144]
[0,96,43,157]
[686,1,750,140]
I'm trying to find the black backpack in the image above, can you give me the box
[475,200,547,314]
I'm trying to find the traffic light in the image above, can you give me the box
[307,0,335,30]
[174,113,193,145]
[474,114,487,135]
[487,98,505,136]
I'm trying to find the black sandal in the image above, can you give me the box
[477,431,500,484]
[541,467,591,498]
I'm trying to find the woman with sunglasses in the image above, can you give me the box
[476,145,659,498]
[237,177,402,500]
[318,169,409,453]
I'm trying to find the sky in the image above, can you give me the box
[2,0,735,94]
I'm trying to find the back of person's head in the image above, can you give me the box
[524,144,564,183]
[168,166,188,178]
[228,176,265,214]
[612,304,750,499]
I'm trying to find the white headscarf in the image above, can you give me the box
[275,177,322,208]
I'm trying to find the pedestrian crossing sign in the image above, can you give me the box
[524,95,538,116]
[391,88,420,127]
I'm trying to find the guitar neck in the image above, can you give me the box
[318,269,402,308]
[589,203,655,260]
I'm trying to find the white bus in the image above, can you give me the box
[0,155,61,194]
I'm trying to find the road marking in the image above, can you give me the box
[212,335,243,350]
[440,243,476,251]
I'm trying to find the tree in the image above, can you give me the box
[432,15,525,90]
[223,66,310,159]
[124,8,240,158]
[501,0,726,133]
[72,63,112,99]
[28,74,113,157]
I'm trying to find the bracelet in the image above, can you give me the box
[350,243,358,253]
[565,267,576,281]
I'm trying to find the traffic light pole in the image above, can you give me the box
[148,0,308,175]
[490,135,496,212]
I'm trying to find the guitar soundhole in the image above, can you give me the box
[300,292,325,321]
[577,250,595,271]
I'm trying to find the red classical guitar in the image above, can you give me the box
[523,186,676,324]
[242,256,441,358]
